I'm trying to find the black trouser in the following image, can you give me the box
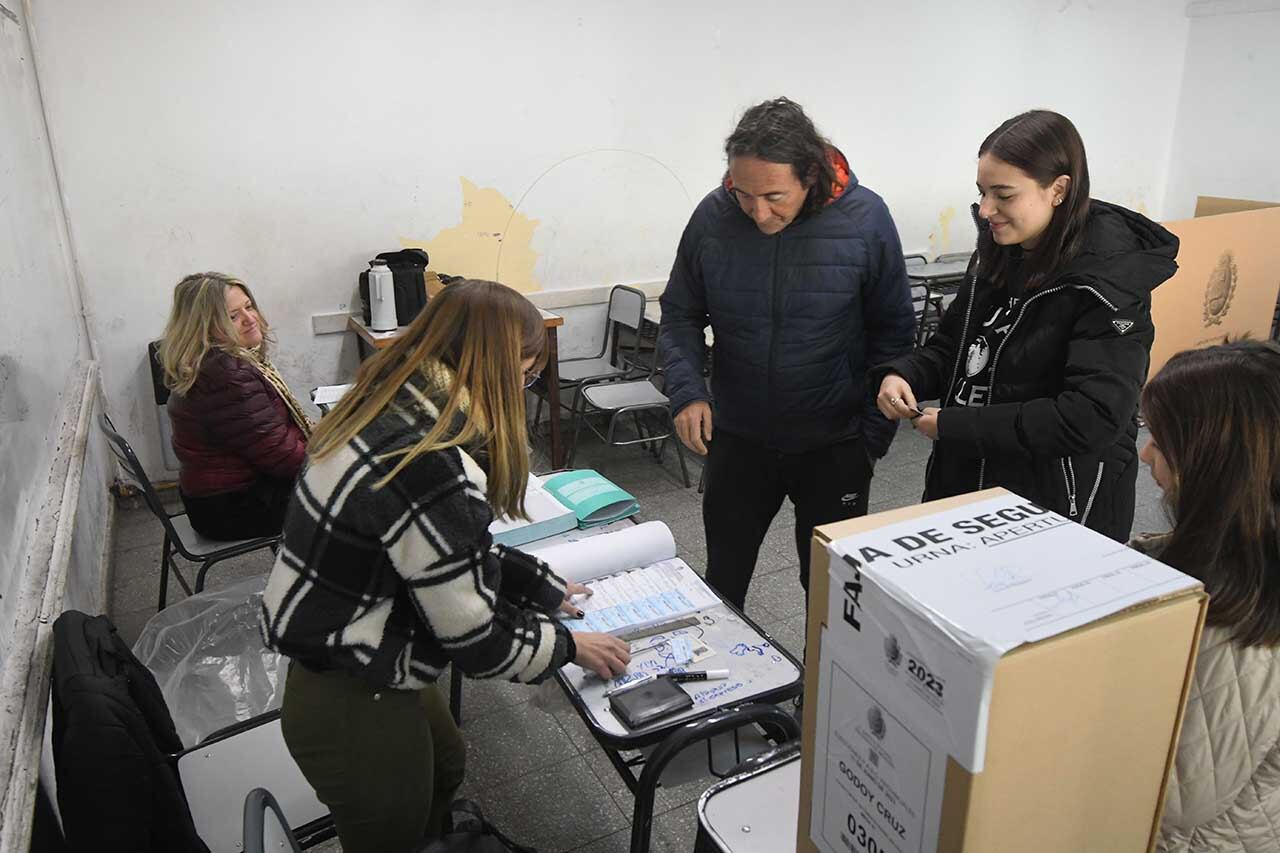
[180,478,293,540]
[702,430,873,611]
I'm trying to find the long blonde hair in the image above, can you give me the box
[309,280,547,518]
[158,272,273,395]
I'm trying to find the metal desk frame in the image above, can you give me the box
[556,596,804,852]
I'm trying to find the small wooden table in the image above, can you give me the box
[347,310,568,467]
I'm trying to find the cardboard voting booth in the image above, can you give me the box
[798,490,1208,853]
[1151,205,1280,377]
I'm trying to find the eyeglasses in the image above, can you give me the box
[523,369,542,389]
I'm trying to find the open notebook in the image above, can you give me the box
[489,470,639,547]
[520,520,718,636]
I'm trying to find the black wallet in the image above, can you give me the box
[608,677,694,729]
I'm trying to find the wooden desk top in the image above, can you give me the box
[349,309,562,350]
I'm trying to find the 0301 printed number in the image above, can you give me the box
[844,813,886,853]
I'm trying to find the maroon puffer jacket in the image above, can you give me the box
[167,350,307,496]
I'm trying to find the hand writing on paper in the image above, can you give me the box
[558,582,592,618]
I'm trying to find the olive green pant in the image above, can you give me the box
[280,664,466,853]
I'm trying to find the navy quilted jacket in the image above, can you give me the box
[658,162,915,457]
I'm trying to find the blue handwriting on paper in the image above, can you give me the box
[730,642,767,657]
[608,670,651,690]
[693,681,747,706]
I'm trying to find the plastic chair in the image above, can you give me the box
[98,412,279,611]
[147,341,183,472]
[243,788,302,853]
[532,285,647,429]
[934,251,972,264]
[904,253,936,346]
[566,341,691,488]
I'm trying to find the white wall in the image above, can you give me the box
[27,0,1190,474]
[0,4,112,844]
[1163,2,1280,220]
[0,2,93,640]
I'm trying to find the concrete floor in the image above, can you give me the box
[107,415,1168,852]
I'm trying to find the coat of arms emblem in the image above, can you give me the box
[1203,250,1238,327]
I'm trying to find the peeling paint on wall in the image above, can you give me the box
[928,206,957,257]
[400,177,541,293]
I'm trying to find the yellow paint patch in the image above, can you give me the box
[928,206,957,258]
[400,178,542,293]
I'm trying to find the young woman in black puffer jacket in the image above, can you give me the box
[873,110,1179,540]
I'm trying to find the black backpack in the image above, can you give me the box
[358,248,431,326]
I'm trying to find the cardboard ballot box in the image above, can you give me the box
[798,490,1207,853]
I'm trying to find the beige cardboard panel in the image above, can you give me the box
[798,489,1206,853]
[938,593,1204,853]
[1151,207,1280,378]
[1193,196,1280,218]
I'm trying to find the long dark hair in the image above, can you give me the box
[724,97,837,217]
[1141,340,1280,647]
[977,110,1091,289]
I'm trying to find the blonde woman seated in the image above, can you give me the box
[159,272,311,540]
[261,280,630,853]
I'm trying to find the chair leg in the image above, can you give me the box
[698,463,707,495]
[194,559,215,593]
[532,394,543,432]
[450,665,463,726]
[158,534,173,612]
[567,397,588,468]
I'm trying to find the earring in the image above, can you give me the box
[1053,197,1062,206]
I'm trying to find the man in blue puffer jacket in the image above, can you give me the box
[659,97,915,610]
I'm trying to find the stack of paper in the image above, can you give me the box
[562,558,719,635]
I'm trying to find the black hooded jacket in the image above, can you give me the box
[51,611,210,853]
[873,200,1179,540]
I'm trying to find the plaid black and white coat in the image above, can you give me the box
[260,369,574,690]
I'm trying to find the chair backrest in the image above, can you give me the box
[935,251,971,265]
[147,340,172,406]
[904,254,930,317]
[148,340,183,471]
[99,412,180,532]
[243,788,302,853]
[605,284,647,367]
[606,285,645,332]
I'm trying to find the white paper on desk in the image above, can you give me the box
[520,520,676,585]
[311,384,353,406]
[566,558,719,634]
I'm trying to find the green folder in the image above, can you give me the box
[541,469,640,528]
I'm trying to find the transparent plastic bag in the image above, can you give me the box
[131,575,282,748]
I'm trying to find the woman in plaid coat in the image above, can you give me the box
[261,280,630,853]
